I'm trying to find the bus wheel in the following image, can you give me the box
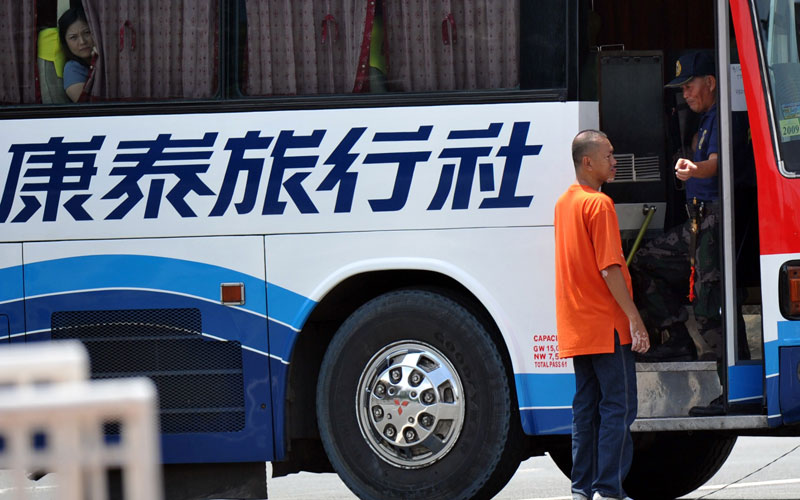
[548,431,736,500]
[316,289,519,500]
[624,431,736,500]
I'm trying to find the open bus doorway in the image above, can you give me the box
[546,2,766,497]
[584,0,763,386]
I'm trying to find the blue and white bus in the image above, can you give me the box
[3,0,800,499]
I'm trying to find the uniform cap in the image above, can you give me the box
[665,51,715,88]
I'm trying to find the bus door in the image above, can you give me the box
[590,0,766,420]
[717,1,765,415]
[21,236,275,463]
[736,0,800,426]
[0,244,23,344]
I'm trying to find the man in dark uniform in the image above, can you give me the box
[631,52,722,365]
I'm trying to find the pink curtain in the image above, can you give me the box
[244,0,370,95]
[383,0,518,92]
[83,0,218,100]
[0,2,36,104]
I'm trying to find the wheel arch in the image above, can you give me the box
[274,264,522,475]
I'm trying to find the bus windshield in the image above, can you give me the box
[757,0,800,173]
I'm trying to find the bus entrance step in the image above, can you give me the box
[635,361,720,418]
[635,360,717,372]
[632,415,769,432]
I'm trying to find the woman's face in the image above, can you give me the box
[65,19,93,61]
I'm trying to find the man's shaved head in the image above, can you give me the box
[572,129,608,170]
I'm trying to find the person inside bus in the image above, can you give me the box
[631,51,722,366]
[58,7,97,103]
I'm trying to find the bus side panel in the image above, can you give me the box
[263,283,315,461]
[731,0,799,427]
[0,244,24,344]
[257,103,596,444]
[0,102,594,243]
[760,253,800,426]
[265,227,571,442]
[22,237,275,463]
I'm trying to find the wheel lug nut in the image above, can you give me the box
[372,406,383,419]
[384,425,396,439]
[410,371,423,386]
[374,383,386,397]
[390,369,401,383]
[420,414,433,427]
[403,428,417,442]
[422,390,435,404]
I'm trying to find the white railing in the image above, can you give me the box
[0,341,162,500]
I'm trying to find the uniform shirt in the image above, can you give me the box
[686,103,719,202]
[554,183,632,358]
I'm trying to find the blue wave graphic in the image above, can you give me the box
[19,254,318,330]
[25,255,268,316]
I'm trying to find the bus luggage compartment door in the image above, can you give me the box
[21,237,274,463]
[779,346,800,424]
[0,244,23,344]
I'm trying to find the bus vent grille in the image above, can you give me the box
[51,308,245,434]
[609,153,661,182]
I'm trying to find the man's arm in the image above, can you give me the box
[675,154,718,180]
[601,264,650,353]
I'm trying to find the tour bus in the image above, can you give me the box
[2,0,800,498]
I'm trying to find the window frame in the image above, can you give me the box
[1,0,580,120]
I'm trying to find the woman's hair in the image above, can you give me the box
[58,7,90,66]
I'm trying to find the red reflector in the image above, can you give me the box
[789,266,800,315]
[221,283,245,305]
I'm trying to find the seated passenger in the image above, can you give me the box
[58,7,96,103]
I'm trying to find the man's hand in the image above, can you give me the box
[629,315,650,353]
[600,264,651,354]
[675,158,697,181]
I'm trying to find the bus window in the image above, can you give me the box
[74,0,220,102]
[237,0,521,96]
[756,0,800,174]
[0,2,37,105]
[3,1,222,107]
[520,0,568,92]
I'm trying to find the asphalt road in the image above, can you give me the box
[267,436,800,500]
[2,436,797,499]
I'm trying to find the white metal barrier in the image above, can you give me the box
[0,342,162,500]
[0,341,88,385]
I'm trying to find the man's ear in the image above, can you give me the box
[706,75,717,92]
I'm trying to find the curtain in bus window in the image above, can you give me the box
[243,0,369,95]
[382,0,518,92]
[0,2,36,104]
[82,0,219,100]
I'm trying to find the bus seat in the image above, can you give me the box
[37,27,69,104]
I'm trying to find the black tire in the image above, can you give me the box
[624,432,736,500]
[545,435,572,478]
[316,290,519,500]
[548,432,736,500]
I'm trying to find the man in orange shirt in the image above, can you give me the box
[554,130,650,500]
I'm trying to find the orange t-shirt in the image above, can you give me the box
[554,183,633,357]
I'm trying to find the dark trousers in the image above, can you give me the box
[630,208,722,357]
[571,332,637,498]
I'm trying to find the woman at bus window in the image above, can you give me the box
[58,7,96,103]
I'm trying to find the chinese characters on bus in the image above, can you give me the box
[0,122,541,223]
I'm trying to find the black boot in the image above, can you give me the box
[636,324,697,362]
[689,395,725,416]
